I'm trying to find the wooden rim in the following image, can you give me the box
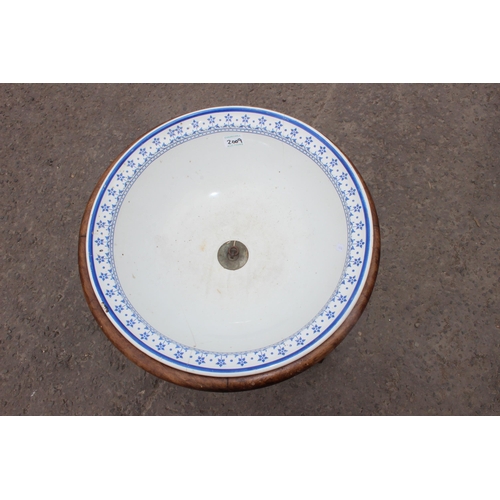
[78,127,380,392]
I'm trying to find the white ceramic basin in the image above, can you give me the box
[82,107,377,385]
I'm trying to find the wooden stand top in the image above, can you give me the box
[79,119,380,392]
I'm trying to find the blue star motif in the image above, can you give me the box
[355,239,365,248]
[337,294,347,304]
[295,336,305,346]
[115,304,124,313]
[356,221,365,230]
[153,137,160,146]
[192,120,199,128]
[258,353,268,363]
[326,310,335,319]
[237,357,247,366]
[97,220,106,229]
[117,173,125,182]
[330,158,338,167]
[127,160,136,168]
[305,137,313,146]
[290,128,298,137]
[353,204,362,213]
[99,272,108,280]
[208,116,216,124]
[96,255,106,264]
[168,129,176,137]
[224,113,233,122]
[157,342,166,351]
[101,204,110,212]
[105,289,115,298]
[339,172,348,181]
[174,350,184,359]
[139,148,147,156]
[126,319,136,327]
[258,117,266,126]
[95,237,104,246]
[175,125,183,135]
[216,357,226,367]
[318,146,326,155]
[347,275,357,284]
[353,258,362,266]
[312,324,321,333]
[277,346,287,356]
[275,121,283,130]
[241,114,250,124]
[195,355,206,365]
[107,188,117,196]
[140,332,150,340]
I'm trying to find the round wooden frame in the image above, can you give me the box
[79,120,380,392]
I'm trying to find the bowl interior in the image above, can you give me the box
[114,131,347,352]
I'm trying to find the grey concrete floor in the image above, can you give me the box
[1,83,499,415]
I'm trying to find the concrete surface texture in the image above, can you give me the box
[1,83,499,415]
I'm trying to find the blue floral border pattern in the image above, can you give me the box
[87,107,372,375]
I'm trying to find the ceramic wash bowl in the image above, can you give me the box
[79,106,380,391]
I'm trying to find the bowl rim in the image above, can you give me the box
[78,106,380,391]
